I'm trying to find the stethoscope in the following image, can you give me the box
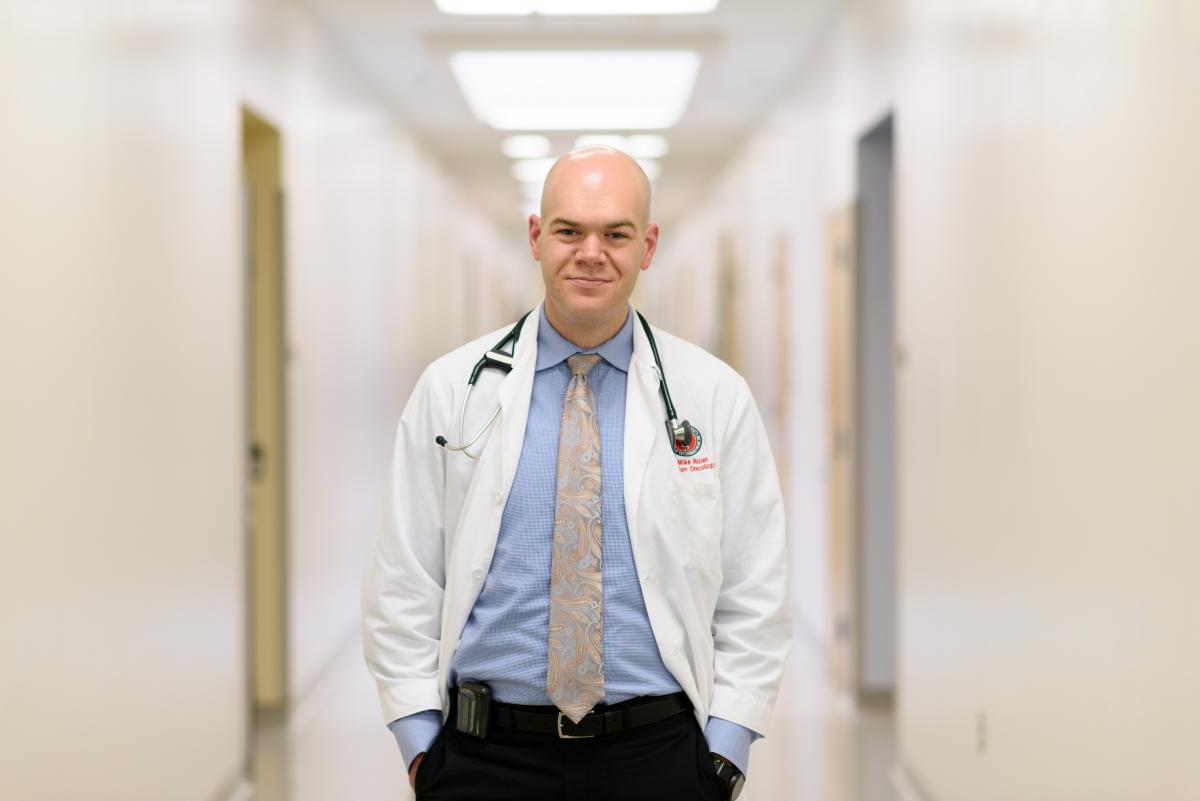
[435,311,693,460]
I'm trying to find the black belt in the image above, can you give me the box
[461,690,692,739]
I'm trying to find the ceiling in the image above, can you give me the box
[305,0,836,234]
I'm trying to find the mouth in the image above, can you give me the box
[567,277,610,288]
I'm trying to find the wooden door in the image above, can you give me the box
[242,107,288,712]
[826,205,858,689]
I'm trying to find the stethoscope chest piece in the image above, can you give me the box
[668,419,692,449]
[668,419,703,458]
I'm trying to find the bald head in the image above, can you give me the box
[540,145,652,227]
[528,145,661,348]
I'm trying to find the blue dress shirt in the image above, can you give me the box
[388,307,757,773]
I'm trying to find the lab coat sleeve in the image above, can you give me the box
[709,377,792,736]
[361,366,449,725]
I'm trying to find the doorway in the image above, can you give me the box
[855,112,896,699]
[825,112,897,700]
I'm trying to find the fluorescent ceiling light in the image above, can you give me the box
[574,134,670,159]
[502,134,552,159]
[513,158,660,198]
[450,50,700,131]
[628,134,671,159]
[574,134,627,151]
[437,0,719,15]
[511,158,556,184]
[437,0,532,14]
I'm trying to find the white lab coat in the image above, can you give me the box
[361,304,791,742]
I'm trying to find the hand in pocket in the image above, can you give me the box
[408,753,425,790]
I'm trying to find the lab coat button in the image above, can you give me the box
[495,491,503,504]
[472,567,484,580]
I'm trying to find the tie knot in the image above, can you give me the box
[567,353,602,377]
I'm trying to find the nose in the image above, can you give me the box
[575,233,604,265]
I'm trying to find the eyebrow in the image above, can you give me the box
[548,217,637,231]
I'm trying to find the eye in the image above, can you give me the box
[607,232,629,240]
[555,228,577,236]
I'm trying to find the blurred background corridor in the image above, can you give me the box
[2,1,1198,800]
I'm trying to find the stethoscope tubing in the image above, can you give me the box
[440,381,501,459]
[436,310,689,459]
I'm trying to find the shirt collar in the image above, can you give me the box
[535,304,634,373]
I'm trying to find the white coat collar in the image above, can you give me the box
[494,304,541,490]
[491,302,662,513]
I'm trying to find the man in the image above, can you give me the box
[362,146,790,801]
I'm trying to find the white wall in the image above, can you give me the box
[0,2,522,799]
[650,1,1200,799]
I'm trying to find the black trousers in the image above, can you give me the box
[414,702,726,801]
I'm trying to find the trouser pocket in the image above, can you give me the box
[413,723,449,797]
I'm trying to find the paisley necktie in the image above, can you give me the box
[547,353,605,723]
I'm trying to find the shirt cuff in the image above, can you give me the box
[387,710,443,770]
[703,716,760,776]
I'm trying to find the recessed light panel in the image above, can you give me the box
[502,134,553,159]
[511,158,557,184]
[437,0,719,15]
[627,134,671,159]
[574,134,670,159]
[450,50,700,131]
[573,134,627,151]
[436,0,533,14]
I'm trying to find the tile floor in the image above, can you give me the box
[251,627,904,801]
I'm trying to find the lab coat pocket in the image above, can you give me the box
[668,477,723,571]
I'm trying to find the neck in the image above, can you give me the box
[544,302,627,349]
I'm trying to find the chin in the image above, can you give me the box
[558,294,616,321]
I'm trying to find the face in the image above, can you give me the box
[528,151,659,335]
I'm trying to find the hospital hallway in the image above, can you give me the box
[3,1,1199,800]
[249,630,901,801]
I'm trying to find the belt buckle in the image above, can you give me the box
[556,711,594,739]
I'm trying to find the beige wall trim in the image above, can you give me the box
[207,771,254,801]
[890,761,936,801]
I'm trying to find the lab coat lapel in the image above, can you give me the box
[494,306,540,493]
[443,307,539,659]
[624,311,661,544]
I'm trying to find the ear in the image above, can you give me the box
[528,214,543,261]
[640,222,660,271]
